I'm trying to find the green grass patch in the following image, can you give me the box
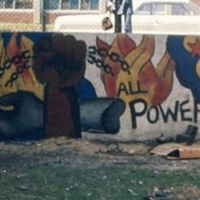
[0,164,200,200]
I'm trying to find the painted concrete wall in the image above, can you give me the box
[0,32,199,141]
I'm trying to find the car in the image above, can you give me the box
[53,0,200,35]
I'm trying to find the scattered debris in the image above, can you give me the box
[143,187,173,199]
[157,124,198,146]
[105,143,123,154]
[150,124,200,160]
[151,143,200,159]
[16,174,28,178]
[154,187,172,198]
[18,185,28,190]
[174,124,198,145]
[156,135,173,144]
[97,141,150,156]
[143,195,154,200]
[127,188,138,196]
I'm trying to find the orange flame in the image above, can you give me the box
[0,33,43,99]
[96,34,136,96]
[97,34,176,106]
[7,33,34,88]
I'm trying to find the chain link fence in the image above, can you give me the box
[0,0,105,32]
[0,0,200,34]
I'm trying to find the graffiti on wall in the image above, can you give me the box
[89,34,176,105]
[0,33,43,97]
[167,36,200,103]
[89,34,200,129]
[0,32,200,140]
[32,34,87,138]
[0,32,125,141]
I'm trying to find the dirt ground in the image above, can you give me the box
[1,136,200,172]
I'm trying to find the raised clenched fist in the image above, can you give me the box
[32,34,87,138]
[32,34,86,87]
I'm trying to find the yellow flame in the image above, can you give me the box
[0,33,44,100]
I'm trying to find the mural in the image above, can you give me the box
[91,34,176,106]
[167,36,200,103]
[0,91,44,140]
[89,34,200,133]
[32,34,86,138]
[0,32,125,140]
[0,32,199,141]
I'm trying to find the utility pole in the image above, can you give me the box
[114,0,121,32]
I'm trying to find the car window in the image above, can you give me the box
[134,2,200,15]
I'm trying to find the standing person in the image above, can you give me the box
[107,0,133,33]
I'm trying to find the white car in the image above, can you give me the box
[54,0,200,35]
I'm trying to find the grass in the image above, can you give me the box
[0,164,200,200]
